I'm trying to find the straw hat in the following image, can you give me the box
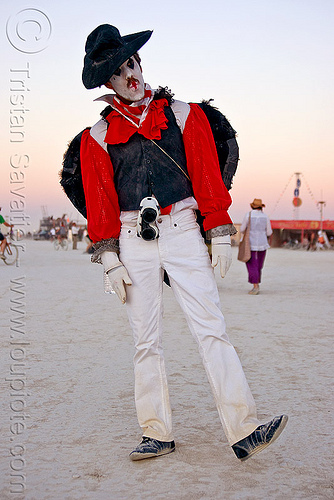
[250,198,265,209]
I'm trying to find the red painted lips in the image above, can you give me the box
[128,78,139,90]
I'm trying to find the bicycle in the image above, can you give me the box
[54,237,68,251]
[0,237,19,265]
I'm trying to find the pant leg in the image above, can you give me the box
[158,211,259,445]
[119,224,173,442]
[246,250,266,284]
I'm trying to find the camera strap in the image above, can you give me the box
[150,139,191,181]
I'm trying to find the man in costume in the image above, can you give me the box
[62,24,287,461]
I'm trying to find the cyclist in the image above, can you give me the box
[0,207,14,259]
[57,222,67,242]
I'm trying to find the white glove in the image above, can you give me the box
[101,251,132,304]
[211,235,232,278]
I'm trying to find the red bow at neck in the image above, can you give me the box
[105,98,169,145]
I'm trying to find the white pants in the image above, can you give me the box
[119,208,259,446]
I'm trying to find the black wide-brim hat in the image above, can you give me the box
[82,24,153,89]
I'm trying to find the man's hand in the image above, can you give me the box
[211,235,232,278]
[101,251,132,304]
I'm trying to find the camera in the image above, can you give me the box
[137,197,160,241]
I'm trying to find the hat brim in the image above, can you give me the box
[250,203,265,208]
[82,30,152,89]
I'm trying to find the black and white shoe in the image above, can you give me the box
[129,436,175,461]
[232,414,288,461]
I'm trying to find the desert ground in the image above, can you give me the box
[0,239,333,499]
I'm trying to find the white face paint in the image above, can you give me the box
[108,57,145,103]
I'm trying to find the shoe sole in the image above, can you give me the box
[239,414,288,462]
[130,447,175,461]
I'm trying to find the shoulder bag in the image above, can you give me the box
[237,212,252,262]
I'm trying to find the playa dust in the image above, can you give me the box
[0,240,333,499]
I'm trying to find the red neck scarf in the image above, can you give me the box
[103,87,169,144]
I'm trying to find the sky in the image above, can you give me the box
[1,0,333,232]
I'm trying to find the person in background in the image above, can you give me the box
[240,198,272,295]
[71,222,79,250]
[83,229,94,254]
[0,207,14,259]
[316,230,325,250]
[57,222,67,242]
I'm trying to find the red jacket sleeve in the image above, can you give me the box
[80,129,121,243]
[183,103,233,230]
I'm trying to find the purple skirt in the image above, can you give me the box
[246,250,267,284]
